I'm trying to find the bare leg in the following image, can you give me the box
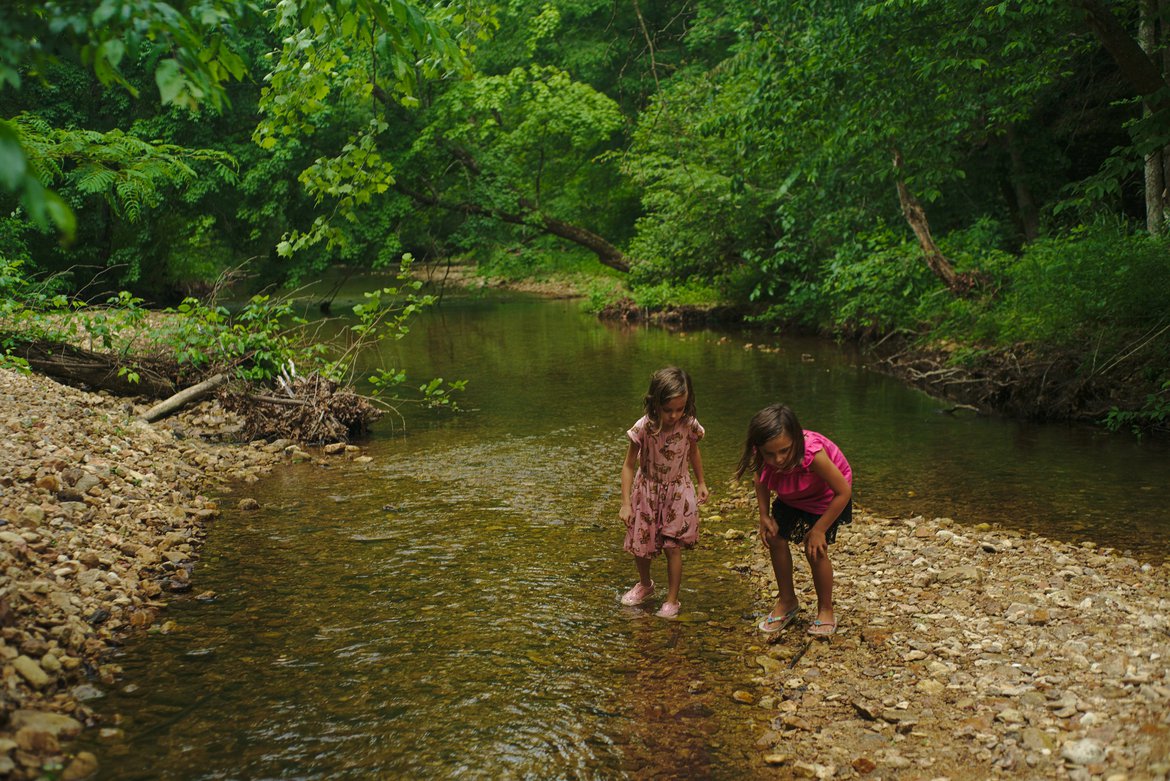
[807,549,835,626]
[634,555,653,587]
[663,547,682,605]
[764,534,798,619]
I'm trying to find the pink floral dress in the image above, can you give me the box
[623,415,705,557]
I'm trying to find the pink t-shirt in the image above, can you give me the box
[758,431,852,515]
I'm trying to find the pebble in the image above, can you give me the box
[0,368,356,779]
[704,492,1170,780]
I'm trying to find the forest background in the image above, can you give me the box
[1,0,1169,436]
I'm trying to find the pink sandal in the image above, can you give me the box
[620,580,655,606]
[655,600,680,618]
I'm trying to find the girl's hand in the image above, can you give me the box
[805,528,827,560]
[619,503,633,528]
[696,481,710,505]
[759,514,780,540]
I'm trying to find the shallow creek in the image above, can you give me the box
[85,294,1170,779]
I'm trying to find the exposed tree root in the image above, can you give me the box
[871,338,1146,424]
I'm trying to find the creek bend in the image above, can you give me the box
[85,294,1170,779]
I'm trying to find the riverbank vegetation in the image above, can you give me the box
[1,0,1168,434]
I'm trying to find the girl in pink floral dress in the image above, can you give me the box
[618,367,709,618]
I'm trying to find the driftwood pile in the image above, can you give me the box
[219,372,381,443]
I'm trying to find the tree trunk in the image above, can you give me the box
[6,336,176,397]
[1141,0,1165,235]
[1164,0,1170,210]
[141,373,227,422]
[395,184,632,272]
[1004,126,1040,243]
[1071,0,1170,103]
[891,149,962,292]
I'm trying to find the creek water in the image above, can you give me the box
[85,292,1170,779]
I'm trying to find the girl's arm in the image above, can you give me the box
[688,442,709,504]
[754,478,779,538]
[804,450,852,560]
[619,441,639,526]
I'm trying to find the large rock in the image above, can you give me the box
[10,711,83,739]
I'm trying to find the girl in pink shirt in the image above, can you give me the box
[735,404,852,636]
[619,367,709,618]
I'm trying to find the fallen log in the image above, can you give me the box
[7,336,176,397]
[142,373,228,423]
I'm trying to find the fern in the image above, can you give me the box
[74,166,117,194]
[11,113,238,224]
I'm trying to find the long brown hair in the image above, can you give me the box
[734,403,805,479]
[643,367,696,432]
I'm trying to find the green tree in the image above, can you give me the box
[391,63,632,271]
[0,0,253,234]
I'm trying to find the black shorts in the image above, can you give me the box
[771,498,852,544]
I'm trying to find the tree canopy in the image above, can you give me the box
[2,0,1168,430]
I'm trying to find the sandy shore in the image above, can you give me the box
[2,367,1168,780]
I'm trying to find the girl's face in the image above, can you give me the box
[659,394,688,427]
[758,433,795,470]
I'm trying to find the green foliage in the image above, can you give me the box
[1,253,463,411]
[1103,382,1170,437]
[819,227,943,336]
[0,0,255,233]
[153,294,321,382]
[628,279,722,310]
[12,113,238,225]
[344,254,465,408]
[255,0,488,260]
[997,226,1170,347]
[475,243,616,282]
[621,65,783,291]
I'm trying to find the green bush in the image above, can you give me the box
[629,279,723,310]
[819,227,943,335]
[997,226,1170,346]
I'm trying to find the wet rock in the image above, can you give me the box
[61,751,99,780]
[10,711,82,739]
[762,752,793,766]
[12,656,51,688]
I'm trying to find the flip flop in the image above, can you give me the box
[807,620,837,636]
[758,605,799,633]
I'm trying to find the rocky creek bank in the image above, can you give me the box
[2,365,1168,780]
[0,368,366,780]
[703,492,1170,780]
